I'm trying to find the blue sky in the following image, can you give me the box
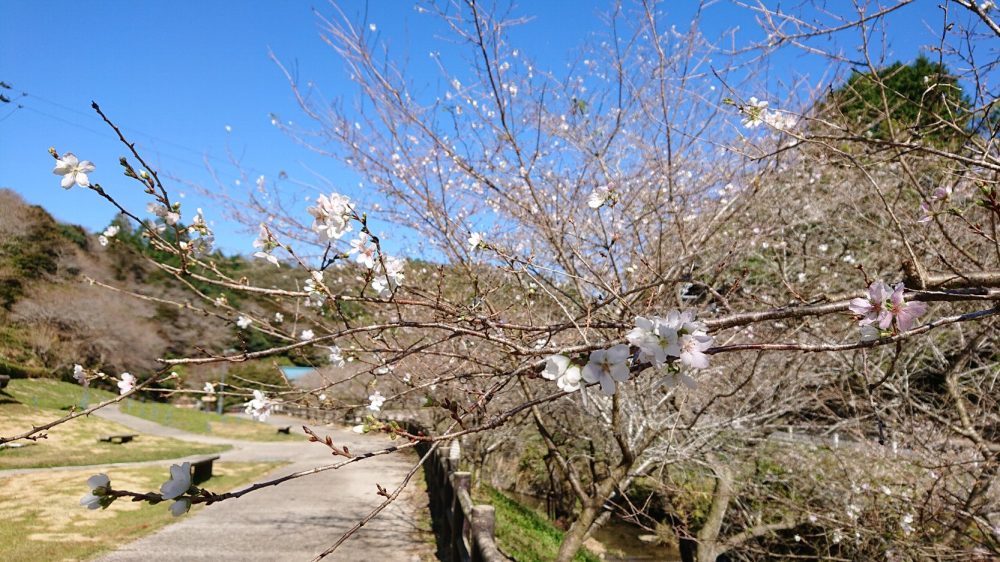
[0,1,958,255]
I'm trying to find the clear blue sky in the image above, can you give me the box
[0,1,954,255]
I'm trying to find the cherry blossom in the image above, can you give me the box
[304,272,326,307]
[468,232,484,252]
[627,311,713,370]
[53,153,95,189]
[542,355,583,392]
[117,372,135,395]
[236,316,253,329]
[368,390,386,412]
[308,192,354,240]
[147,202,181,225]
[349,232,378,269]
[889,283,927,332]
[98,225,119,247]
[741,97,768,128]
[849,281,893,330]
[160,462,192,500]
[371,256,405,297]
[327,345,346,367]
[80,473,111,510]
[244,390,273,421]
[627,316,679,367]
[203,382,215,395]
[763,109,797,131]
[252,223,281,267]
[274,312,284,323]
[678,333,713,369]
[170,498,192,517]
[582,344,631,395]
[587,185,611,209]
[300,329,315,341]
[73,364,88,387]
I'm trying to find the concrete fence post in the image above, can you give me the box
[449,439,462,473]
[451,472,471,561]
[471,505,496,562]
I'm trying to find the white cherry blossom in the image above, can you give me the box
[80,473,111,510]
[349,232,378,269]
[741,97,768,128]
[582,344,631,395]
[468,232,484,252]
[542,355,583,392]
[368,390,386,412]
[117,372,135,395]
[252,223,281,267]
[308,192,354,240]
[53,153,95,189]
[170,498,192,517]
[73,364,88,387]
[146,202,180,225]
[587,185,611,209]
[160,462,192,500]
[98,225,119,247]
[327,345,346,367]
[244,390,272,421]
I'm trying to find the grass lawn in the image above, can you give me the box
[3,378,301,443]
[0,461,282,562]
[476,485,600,562]
[118,398,301,442]
[0,401,229,469]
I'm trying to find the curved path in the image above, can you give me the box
[87,406,434,562]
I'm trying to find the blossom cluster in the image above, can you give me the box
[627,311,713,370]
[543,311,714,396]
[345,230,406,297]
[308,192,354,240]
[81,461,196,517]
[849,280,927,338]
[368,390,386,412]
[740,97,797,131]
[244,389,273,421]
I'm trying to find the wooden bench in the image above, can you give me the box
[0,375,9,389]
[276,426,291,435]
[98,434,137,444]
[190,454,221,485]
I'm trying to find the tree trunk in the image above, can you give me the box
[696,461,734,562]
[554,472,622,562]
[555,501,601,562]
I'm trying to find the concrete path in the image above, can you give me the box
[83,407,435,561]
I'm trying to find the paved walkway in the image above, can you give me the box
[51,406,434,561]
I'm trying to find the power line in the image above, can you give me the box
[3,84,277,179]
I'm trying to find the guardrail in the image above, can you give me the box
[416,436,507,562]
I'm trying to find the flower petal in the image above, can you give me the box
[87,473,110,490]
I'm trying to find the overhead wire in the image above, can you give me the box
[1,84,275,178]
